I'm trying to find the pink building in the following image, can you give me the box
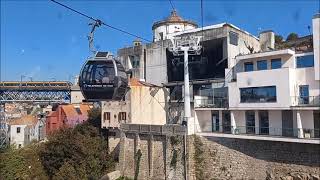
[46,104,91,135]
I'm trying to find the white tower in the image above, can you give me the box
[152,10,198,42]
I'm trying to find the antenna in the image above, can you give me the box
[88,19,102,54]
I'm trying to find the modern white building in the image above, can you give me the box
[118,10,320,141]
[195,14,320,141]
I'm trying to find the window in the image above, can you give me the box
[245,111,255,134]
[271,59,282,69]
[259,111,269,135]
[240,86,277,103]
[75,108,82,115]
[17,127,21,133]
[229,31,239,46]
[299,85,309,104]
[103,112,111,121]
[169,86,182,101]
[296,55,314,68]
[119,112,126,121]
[257,60,267,70]
[244,62,254,72]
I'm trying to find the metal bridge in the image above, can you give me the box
[0,81,73,148]
[0,81,72,103]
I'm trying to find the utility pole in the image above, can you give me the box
[168,36,202,132]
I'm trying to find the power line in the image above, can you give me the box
[168,0,175,11]
[50,0,153,43]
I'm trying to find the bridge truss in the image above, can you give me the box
[0,81,72,148]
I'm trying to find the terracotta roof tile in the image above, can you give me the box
[10,115,38,126]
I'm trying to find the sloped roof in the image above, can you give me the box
[129,78,160,87]
[152,10,198,30]
[10,115,38,126]
[61,104,90,118]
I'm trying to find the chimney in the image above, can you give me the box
[259,30,275,51]
[133,39,142,46]
[312,13,320,80]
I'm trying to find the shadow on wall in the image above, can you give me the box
[207,136,320,167]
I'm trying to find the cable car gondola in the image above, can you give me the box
[79,52,128,101]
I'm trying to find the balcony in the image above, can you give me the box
[194,97,228,108]
[291,96,320,107]
[198,125,320,142]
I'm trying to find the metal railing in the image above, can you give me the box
[198,125,320,139]
[194,97,228,108]
[291,96,320,106]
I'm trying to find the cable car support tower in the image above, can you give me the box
[168,35,202,134]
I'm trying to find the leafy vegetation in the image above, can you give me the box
[275,34,284,44]
[193,135,206,180]
[134,149,142,180]
[0,108,115,180]
[286,33,299,41]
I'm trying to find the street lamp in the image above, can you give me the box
[20,75,26,82]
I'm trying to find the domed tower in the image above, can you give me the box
[152,10,198,42]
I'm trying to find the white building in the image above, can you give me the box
[9,115,40,148]
[195,14,320,142]
[152,10,197,42]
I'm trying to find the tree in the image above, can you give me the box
[0,144,48,180]
[275,34,284,44]
[39,123,115,179]
[286,33,299,41]
[87,107,102,128]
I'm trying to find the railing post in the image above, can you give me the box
[296,111,304,138]
[230,111,236,134]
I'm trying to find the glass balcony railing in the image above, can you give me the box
[198,125,320,139]
[292,96,320,106]
[194,97,229,108]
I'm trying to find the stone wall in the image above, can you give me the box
[187,135,320,180]
[118,124,187,180]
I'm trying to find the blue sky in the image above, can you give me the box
[1,0,319,81]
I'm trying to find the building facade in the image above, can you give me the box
[195,14,320,141]
[46,104,91,134]
[9,115,40,148]
[101,78,167,129]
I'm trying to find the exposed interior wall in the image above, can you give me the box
[130,86,167,125]
[146,43,168,85]
[166,38,226,82]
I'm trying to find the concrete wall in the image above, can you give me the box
[226,26,260,68]
[194,110,211,132]
[145,43,168,86]
[294,66,320,98]
[187,135,320,180]
[153,23,196,42]
[229,68,292,109]
[130,86,167,125]
[313,14,320,80]
[70,86,84,104]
